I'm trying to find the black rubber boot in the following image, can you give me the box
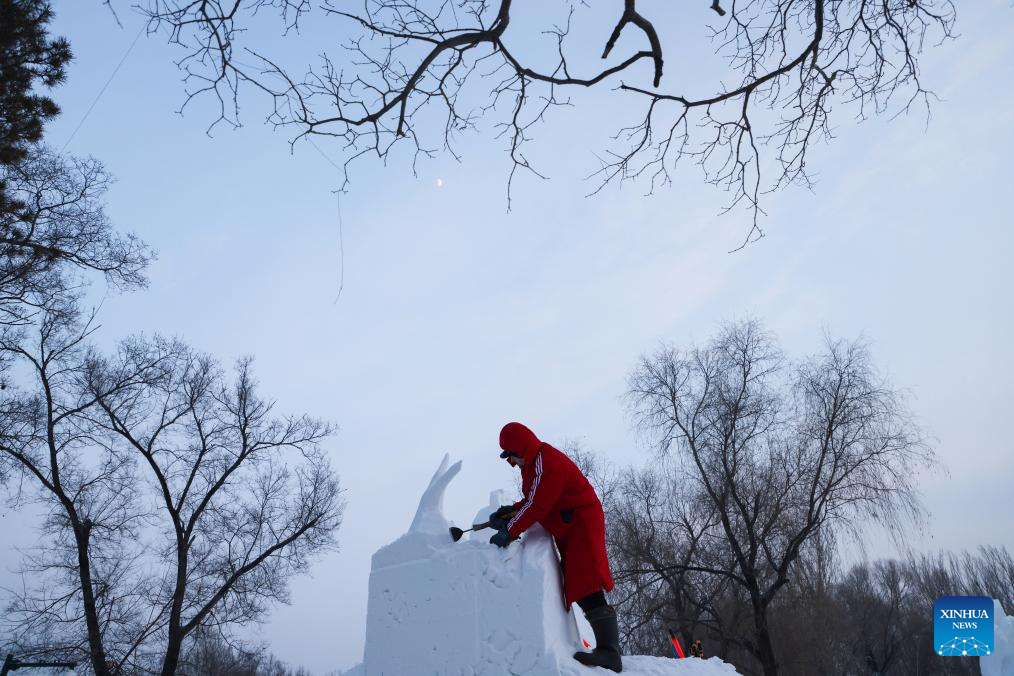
[573,604,623,672]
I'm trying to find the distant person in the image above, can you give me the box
[488,421,622,672]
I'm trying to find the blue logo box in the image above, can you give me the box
[934,596,994,657]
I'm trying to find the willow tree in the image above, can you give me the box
[625,320,932,676]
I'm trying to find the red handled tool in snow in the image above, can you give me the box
[667,628,685,659]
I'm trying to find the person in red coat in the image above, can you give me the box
[488,421,622,673]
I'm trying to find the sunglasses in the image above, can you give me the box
[499,450,521,465]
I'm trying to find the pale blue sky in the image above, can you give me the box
[1,2,1013,673]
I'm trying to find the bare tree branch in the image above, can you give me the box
[135,0,955,234]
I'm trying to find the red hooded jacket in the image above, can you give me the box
[499,422,615,606]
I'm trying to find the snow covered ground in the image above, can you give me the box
[342,455,740,676]
[559,657,737,676]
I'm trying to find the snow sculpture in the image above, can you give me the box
[408,453,461,535]
[981,599,1014,676]
[348,454,742,676]
[361,454,579,675]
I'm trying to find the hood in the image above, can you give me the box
[499,422,542,462]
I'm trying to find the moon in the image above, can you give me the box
[436,178,444,188]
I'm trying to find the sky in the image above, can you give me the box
[1,1,1013,674]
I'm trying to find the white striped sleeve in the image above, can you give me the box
[507,453,543,532]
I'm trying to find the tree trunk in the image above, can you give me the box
[753,604,779,676]
[161,628,184,676]
[160,542,189,676]
[74,521,111,676]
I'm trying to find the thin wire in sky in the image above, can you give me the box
[307,138,347,304]
[335,189,346,304]
[61,21,147,152]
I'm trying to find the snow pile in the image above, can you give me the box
[981,599,1014,676]
[562,657,738,676]
[346,455,740,676]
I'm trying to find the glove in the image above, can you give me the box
[490,504,516,519]
[488,505,516,531]
[489,529,517,548]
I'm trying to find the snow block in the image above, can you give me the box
[349,455,741,676]
[981,599,1014,676]
[361,453,578,676]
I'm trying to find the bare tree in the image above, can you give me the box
[805,548,1012,676]
[906,546,1014,620]
[762,533,852,676]
[136,0,954,238]
[0,300,345,676]
[178,628,313,676]
[625,319,932,676]
[183,630,261,676]
[606,461,749,658]
[0,146,152,327]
